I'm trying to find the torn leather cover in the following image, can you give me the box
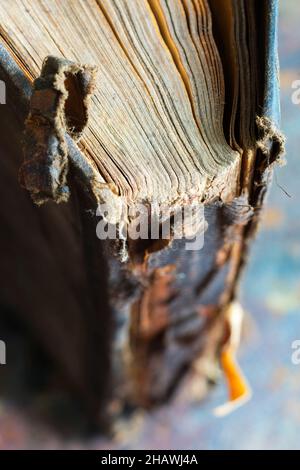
[255,0,285,178]
[20,56,97,204]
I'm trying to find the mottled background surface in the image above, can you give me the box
[0,0,299,450]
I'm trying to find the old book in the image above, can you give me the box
[0,0,284,425]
